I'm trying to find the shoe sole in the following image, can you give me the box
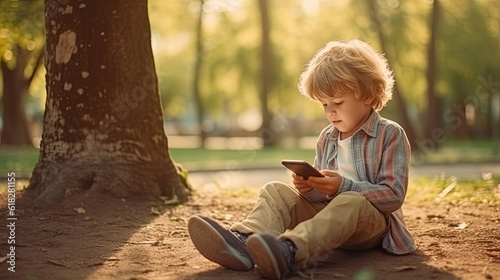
[247,234,282,280]
[188,215,253,271]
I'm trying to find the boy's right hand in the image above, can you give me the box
[292,173,314,193]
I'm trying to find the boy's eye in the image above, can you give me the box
[334,101,343,105]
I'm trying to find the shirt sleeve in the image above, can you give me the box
[337,125,411,213]
[302,125,333,202]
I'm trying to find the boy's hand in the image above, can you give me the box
[306,170,342,197]
[292,173,314,193]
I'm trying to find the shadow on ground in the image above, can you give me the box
[0,190,160,280]
[174,248,459,280]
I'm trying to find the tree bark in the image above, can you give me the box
[29,0,190,206]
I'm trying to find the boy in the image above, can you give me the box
[188,39,416,280]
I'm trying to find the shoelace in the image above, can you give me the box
[232,231,248,243]
[283,240,297,267]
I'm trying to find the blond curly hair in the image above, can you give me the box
[298,39,394,111]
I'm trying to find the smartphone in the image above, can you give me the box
[281,160,324,179]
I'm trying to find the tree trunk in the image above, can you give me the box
[193,0,207,147]
[258,0,276,146]
[366,0,418,151]
[29,0,190,206]
[425,0,442,145]
[0,46,41,146]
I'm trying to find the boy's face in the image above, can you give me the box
[319,92,373,139]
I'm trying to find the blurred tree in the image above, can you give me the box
[366,0,418,150]
[197,2,261,134]
[0,0,44,146]
[258,0,275,146]
[29,0,190,206]
[425,0,442,144]
[438,0,500,139]
[148,0,196,125]
[192,0,207,146]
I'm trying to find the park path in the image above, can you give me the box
[187,162,500,190]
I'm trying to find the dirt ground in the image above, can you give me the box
[0,184,499,280]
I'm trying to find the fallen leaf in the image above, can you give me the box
[47,259,71,268]
[126,241,156,244]
[87,262,105,267]
[456,222,468,230]
[160,195,179,205]
[427,214,445,220]
[449,222,468,230]
[74,207,86,214]
[150,207,162,215]
[0,256,8,263]
[394,266,418,272]
[100,256,119,261]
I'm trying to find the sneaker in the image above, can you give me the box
[246,233,296,280]
[188,215,254,271]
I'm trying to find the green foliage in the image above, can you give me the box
[0,0,45,111]
[0,0,44,64]
[147,0,499,140]
[1,0,498,140]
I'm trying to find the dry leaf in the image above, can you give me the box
[160,195,179,205]
[126,241,156,244]
[100,256,119,261]
[394,266,418,272]
[0,256,8,263]
[47,259,71,268]
[74,207,86,214]
[457,222,468,230]
[449,222,468,230]
[150,207,162,215]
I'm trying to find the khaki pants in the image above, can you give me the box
[230,181,387,267]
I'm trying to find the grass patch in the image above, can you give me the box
[169,147,316,170]
[407,173,500,206]
[0,139,498,173]
[0,147,39,174]
[420,139,500,164]
[0,146,316,174]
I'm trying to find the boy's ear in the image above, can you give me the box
[364,95,376,105]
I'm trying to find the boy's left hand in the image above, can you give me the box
[306,170,342,197]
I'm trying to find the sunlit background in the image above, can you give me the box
[0,0,499,153]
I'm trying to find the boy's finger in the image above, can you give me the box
[320,170,338,177]
[307,176,324,183]
[292,173,305,181]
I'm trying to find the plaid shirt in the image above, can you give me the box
[306,110,416,255]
